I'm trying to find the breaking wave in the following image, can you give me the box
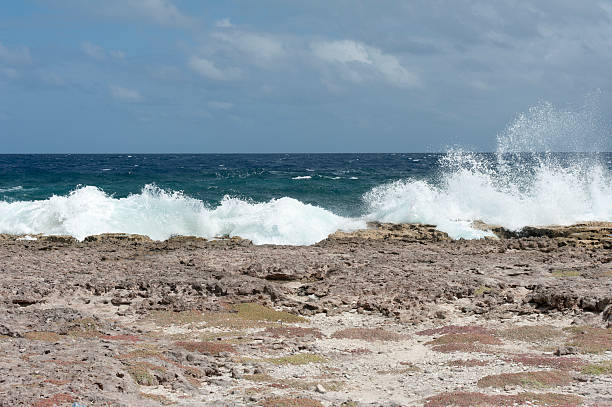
[365,100,611,238]
[0,185,365,245]
[0,100,610,244]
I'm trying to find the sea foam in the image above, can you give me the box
[0,185,364,245]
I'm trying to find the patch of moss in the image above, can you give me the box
[126,363,163,386]
[474,285,492,296]
[331,328,403,342]
[24,331,62,342]
[116,345,163,360]
[140,393,175,405]
[175,341,235,355]
[261,397,325,407]
[260,353,327,366]
[264,326,322,339]
[551,270,581,278]
[582,360,612,375]
[243,374,342,391]
[477,370,572,389]
[233,303,306,323]
[498,325,565,342]
[564,326,612,353]
[424,392,582,407]
[147,310,206,326]
[427,333,502,346]
[508,355,584,370]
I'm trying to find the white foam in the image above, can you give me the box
[0,185,365,245]
[363,100,612,239]
[292,176,312,180]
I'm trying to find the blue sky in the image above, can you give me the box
[1,0,611,153]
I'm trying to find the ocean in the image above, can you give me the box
[0,152,610,245]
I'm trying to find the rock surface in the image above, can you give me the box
[0,223,611,406]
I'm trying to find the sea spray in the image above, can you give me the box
[0,185,365,245]
[363,101,612,239]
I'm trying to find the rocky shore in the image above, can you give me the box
[0,223,611,406]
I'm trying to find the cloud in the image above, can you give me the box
[123,0,191,27]
[211,31,285,64]
[208,101,233,110]
[82,42,125,60]
[109,85,143,102]
[188,57,240,81]
[215,18,233,28]
[0,42,32,65]
[311,40,418,88]
[46,0,192,27]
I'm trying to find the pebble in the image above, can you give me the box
[316,384,327,393]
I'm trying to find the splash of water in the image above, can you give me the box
[0,184,364,245]
[364,100,611,238]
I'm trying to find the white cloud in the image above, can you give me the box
[311,40,419,88]
[312,40,371,64]
[208,101,233,110]
[82,42,125,60]
[212,31,284,63]
[188,57,240,81]
[62,0,192,27]
[215,18,233,28]
[109,85,143,102]
[0,42,32,65]
[123,0,191,27]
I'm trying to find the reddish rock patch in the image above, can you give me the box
[477,370,573,389]
[565,326,612,353]
[32,393,75,407]
[417,325,492,336]
[43,379,70,386]
[428,333,502,353]
[507,354,584,370]
[424,391,582,407]
[427,333,502,346]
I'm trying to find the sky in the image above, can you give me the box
[1,0,612,153]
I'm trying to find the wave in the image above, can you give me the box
[364,153,611,239]
[364,99,612,239]
[0,185,365,245]
[0,100,610,244]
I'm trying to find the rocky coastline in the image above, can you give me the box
[0,223,611,406]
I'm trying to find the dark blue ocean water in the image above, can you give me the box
[0,153,610,244]
[0,154,442,217]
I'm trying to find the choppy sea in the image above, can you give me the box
[0,151,610,245]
